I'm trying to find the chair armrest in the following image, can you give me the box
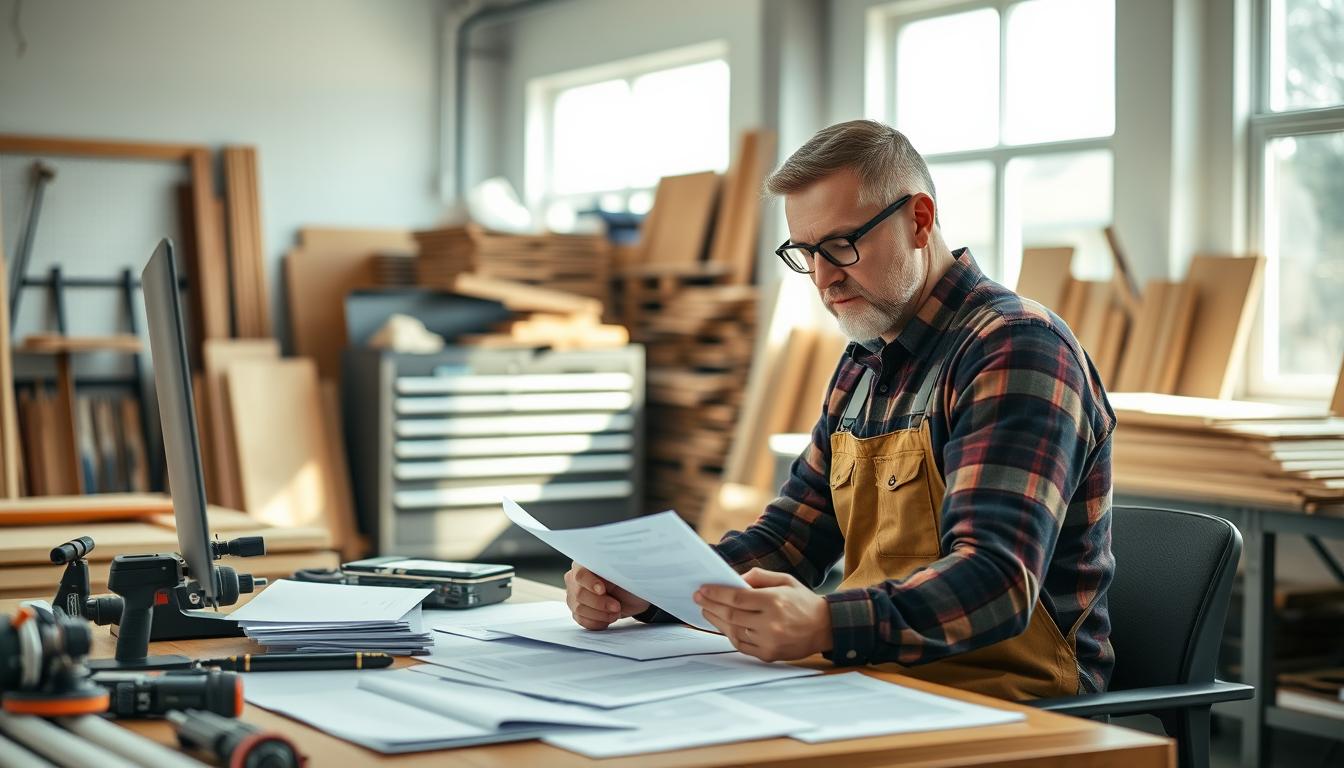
[1025,680,1254,718]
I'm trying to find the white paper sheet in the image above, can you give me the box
[357,669,630,731]
[425,601,572,640]
[227,580,430,624]
[497,616,735,660]
[413,643,821,709]
[243,669,626,754]
[502,498,746,631]
[722,673,1026,742]
[542,693,808,758]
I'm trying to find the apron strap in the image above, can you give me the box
[909,298,977,426]
[838,368,875,433]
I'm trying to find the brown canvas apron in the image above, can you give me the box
[829,319,1087,700]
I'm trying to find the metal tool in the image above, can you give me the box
[90,669,242,719]
[168,709,305,768]
[0,601,107,716]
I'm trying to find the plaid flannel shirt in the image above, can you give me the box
[648,249,1116,693]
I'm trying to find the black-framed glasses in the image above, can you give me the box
[775,194,913,274]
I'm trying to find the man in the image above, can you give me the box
[565,119,1116,699]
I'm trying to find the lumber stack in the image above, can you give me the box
[414,226,612,306]
[449,274,629,351]
[1016,233,1264,397]
[642,285,759,521]
[1109,393,1344,512]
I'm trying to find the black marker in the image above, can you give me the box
[197,652,394,672]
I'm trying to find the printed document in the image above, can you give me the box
[425,601,571,640]
[723,673,1026,742]
[543,693,808,758]
[496,616,735,660]
[503,498,745,631]
[415,634,819,709]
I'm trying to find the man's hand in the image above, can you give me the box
[694,568,833,662]
[564,563,651,630]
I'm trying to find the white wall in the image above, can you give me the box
[0,0,445,354]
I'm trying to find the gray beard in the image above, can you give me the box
[827,268,923,343]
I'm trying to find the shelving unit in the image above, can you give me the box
[343,345,645,560]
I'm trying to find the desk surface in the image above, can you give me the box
[2,580,1172,768]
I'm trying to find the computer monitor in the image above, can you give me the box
[141,238,219,605]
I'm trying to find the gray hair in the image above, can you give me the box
[764,120,937,213]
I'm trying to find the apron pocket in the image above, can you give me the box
[872,451,941,559]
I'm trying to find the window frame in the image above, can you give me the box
[1244,0,1344,399]
[524,40,730,221]
[870,0,1115,284]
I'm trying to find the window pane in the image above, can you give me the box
[1004,0,1115,144]
[1269,0,1344,112]
[628,60,731,188]
[895,9,999,154]
[551,79,632,195]
[928,161,997,278]
[1263,132,1344,378]
[1003,150,1113,289]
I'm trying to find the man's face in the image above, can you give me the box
[783,168,924,342]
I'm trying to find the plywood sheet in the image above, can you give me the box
[203,339,280,508]
[188,149,231,345]
[1113,280,1174,392]
[1173,255,1264,399]
[1331,356,1344,416]
[0,201,19,498]
[1015,247,1074,311]
[227,358,358,548]
[0,493,173,527]
[1149,281,1197,393]
[224,146,270,338]
[707,130,775,284]
[789,328,850,433]
[285,249,376,382]
[1073,280,1115,358]
[321,380,363,560]
[641,171,721,265]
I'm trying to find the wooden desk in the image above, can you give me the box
[2,580,1173,767]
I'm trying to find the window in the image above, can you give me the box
[527,44,730,228]
[876,0,1115,285]
[1250,0,1344,396]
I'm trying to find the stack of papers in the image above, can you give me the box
[227,580,434,655]
[415,632,820,708]
[242,668,633,753]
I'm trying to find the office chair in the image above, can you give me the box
[1026,505,1255,768]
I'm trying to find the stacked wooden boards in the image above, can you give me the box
[0,503,335,600]
[415,227,612,305]
[448,274,629,350]
[642,285,758,522]
[1016,241,1265,397]
[1110,392,1344,511]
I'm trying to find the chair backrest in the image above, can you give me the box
[1107,506,1242,692]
